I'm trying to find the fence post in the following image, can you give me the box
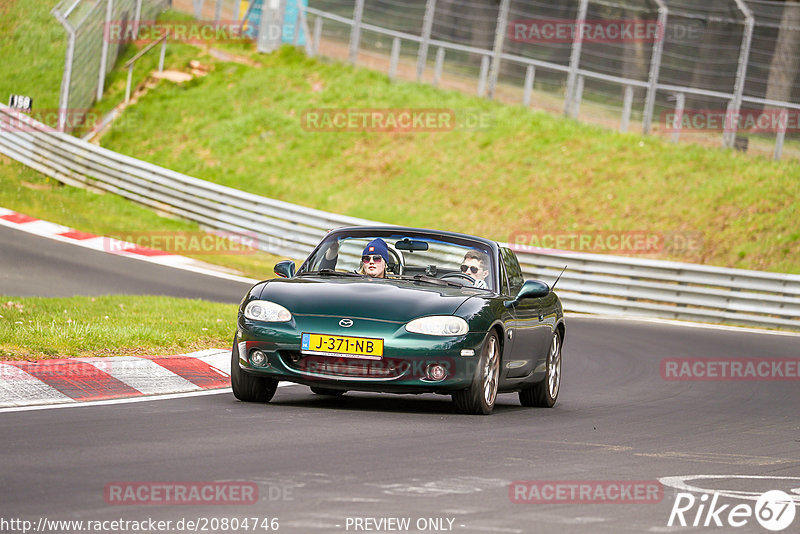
[193,0,203,19]
[671,92,685,143]
[97,0,114,101]
[257,0,285,53]
[724,0,754,149]
[487,0,510,99]
[349,0,365,65]
[416,0,437,81]
[52,7,75,132]
[523,65,535,107]
[477,55,490,97]
[214,0,223,23]
[620,84,633,132]
[564,0,588,117]
[774,108,787,161]
[134,0,143,38]
[295,0,313,56]
[159,33,167,72]
[389,37,400,79]
[312,15,322,56]
[572,75,584,117]
[433,47,444,86]
[643,0,667,135]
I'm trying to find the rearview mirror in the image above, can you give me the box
[395,238,429,251]
[504,280,549,307]
[274,260,296,278]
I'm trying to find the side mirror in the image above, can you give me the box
[504,280,550,307]
[274,260,296,278]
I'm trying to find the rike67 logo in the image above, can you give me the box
[668,489,797,531]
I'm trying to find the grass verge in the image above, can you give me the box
[97,45,800,273]
[0,296,237,360]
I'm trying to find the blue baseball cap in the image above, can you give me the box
[362,238,389,263]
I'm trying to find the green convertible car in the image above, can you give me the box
[232,226,565,415]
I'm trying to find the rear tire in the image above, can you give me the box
[231,335,278,403]
[519,331,561,408]
[310,387,346,397]
[452,331,500,415]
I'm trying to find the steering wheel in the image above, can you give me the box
[441,272,475,285]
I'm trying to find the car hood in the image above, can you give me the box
[258,277,480,322]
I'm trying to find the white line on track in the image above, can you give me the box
[0,383,299,414]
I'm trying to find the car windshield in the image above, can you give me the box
[299,230,496,292]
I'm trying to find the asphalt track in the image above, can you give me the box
[1,224,800,533]
[0,225,252,302]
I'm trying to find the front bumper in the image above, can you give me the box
[236,314,487,393]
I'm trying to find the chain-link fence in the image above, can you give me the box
[111,0,800,160]
[52,0,169,131]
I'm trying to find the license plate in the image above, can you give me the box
[301,333,384,360]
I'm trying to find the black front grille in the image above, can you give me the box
[280,352,406,379]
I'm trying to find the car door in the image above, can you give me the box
[501,248,552,378]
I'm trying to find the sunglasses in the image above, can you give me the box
[461,264,480,274]
[362,255,384,263]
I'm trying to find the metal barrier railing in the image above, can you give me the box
[1,103,798,330]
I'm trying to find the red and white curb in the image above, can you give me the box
[0,349,232,408]
[0,207,256,284]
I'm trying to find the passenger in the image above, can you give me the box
[461,250,490,289]
[359,238,389,278]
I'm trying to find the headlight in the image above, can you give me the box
[405,316,468,336]
[244,300,292,322]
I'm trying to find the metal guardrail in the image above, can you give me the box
[1,103,798,330]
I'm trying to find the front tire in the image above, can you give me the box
[519,331,561,407]
[231,335,278,403]
[452,331,500,415]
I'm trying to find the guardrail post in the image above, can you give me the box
[724,0,754,149]
[349,0,365,65]
[671,92,685,143]
[643,0,667,135]
[389,37,400,79]
[477,55,490,97]
[774,108,787,161]
[97,0,115,101]
[433,47,445,86]
[487,0,510,99]
[523,65,535,107]
[311,15,322,56]
[620,84,633,132]
[564,0,588,117]
[416,0,437,81]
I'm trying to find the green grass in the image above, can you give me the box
[0,0,65,113]
[96,45,800,273]
[0,296,236,359]
[0,154,286,279]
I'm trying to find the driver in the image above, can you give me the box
[359,238,390,278]
[461,250,489,289]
